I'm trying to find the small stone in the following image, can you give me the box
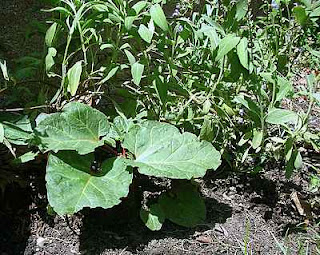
[196,235,213,244]
[36,237,47,248]
[223,193,232,201]
[229,187,236,192]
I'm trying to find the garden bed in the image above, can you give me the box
[0,0,319,254]
[1,155,319,254]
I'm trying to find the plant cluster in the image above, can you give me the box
[0,0,320,230]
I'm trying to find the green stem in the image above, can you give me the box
[207,56,225,98]
[77,22,88,66]
[61,35,72,87]
[304,97,314,127]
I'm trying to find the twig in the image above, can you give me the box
[0,105,49,112]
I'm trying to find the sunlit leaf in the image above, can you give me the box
[125,16,136,30]
[13,151,39,164]
[235,0,248,21]
[35,102,112,155]
[132,1,147,14]
[45,47,57,73]
[200,118,214,142]
[294,151,303,169]
[46,152,132,215]
[43,6,72,15]
[67,61,82,96]
[199,24,220,50]
[138,24,153,43]
[0,60,9,81]
[216,34,240,61]
[252,129,263,149]
[238,132,251,146]
[45,22,58,47]
[310,6,320,17]
[124,49,136,66]
[99,66,119,84]
[275,76,292,103]
[131,62,144,85]
[237,37,249,69]
[123,121,221,179]
[150,4,168,31]
[266,108,299,125]
[202,100,211,114]
[0,113,33,145]
[100,44,114,50]
[0,123,4,143]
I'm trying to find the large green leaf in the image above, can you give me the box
[35,102,112,155]
[0,113,33,145]
[46,152,132,215]
[123,121,221,179]
[158,182,206,227]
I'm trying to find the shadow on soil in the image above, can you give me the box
[0,152,48,255]
[0,183,31,255]
[79,194,232,254]
[203,167,283,221]
[0,160,315,254]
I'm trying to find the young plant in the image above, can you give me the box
[2,0,320,231]
[34,102,221,230]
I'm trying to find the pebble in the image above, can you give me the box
[36,236,47,248]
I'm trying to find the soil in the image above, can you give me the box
[0,1,320,255]
[1,153,319,255]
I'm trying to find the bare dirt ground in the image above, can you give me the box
[0,156,319,254]
[0,1,319,254]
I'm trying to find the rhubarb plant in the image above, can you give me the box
[34,102,221,230]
